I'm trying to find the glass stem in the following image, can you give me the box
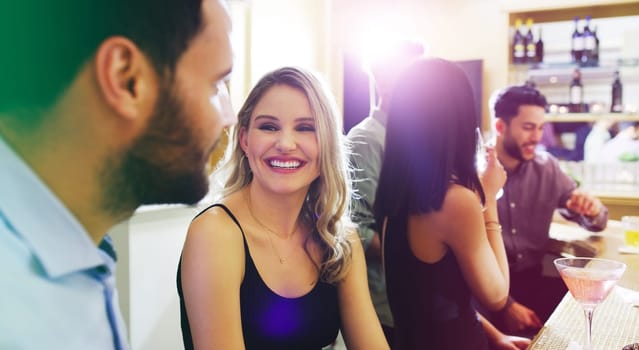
[583,306,596,349]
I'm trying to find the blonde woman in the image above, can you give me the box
[178,67,388,350]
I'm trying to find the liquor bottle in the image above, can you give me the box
[512,19,526,64]
[525,18,536,63]
[593,25,600,65]
[535,27,544,63]
[571,17,582,63]
[611,71,623,113]
[570,68,584,112]
[581,16,596,66]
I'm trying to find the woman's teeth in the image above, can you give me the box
[270,160,301,169]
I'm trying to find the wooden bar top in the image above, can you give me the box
[529,219,639,349]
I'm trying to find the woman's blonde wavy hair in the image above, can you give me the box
[214,67,354,284]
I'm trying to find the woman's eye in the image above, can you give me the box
[297,124,316,132]
[258,123,279,131]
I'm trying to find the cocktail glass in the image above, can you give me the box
[475,128,503,199]
[475,128,488,173]
[553,257,626,349]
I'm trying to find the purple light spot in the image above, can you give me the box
[261,299,301,338]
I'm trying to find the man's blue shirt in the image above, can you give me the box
[0,136,128,349]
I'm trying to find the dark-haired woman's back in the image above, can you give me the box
[385,212,489,350]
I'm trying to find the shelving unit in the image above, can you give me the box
[506,1,639,167]
[507,2,639,123]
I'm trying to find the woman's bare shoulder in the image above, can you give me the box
[441,184,481,215]
[433,184,483,239]
[187,199,245,247]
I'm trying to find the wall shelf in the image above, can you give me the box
[510,60,639,86]
[511,58,639,70]
[545,113,639,122]
[506,1,639,24]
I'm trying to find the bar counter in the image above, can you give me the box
[529,219,639,349]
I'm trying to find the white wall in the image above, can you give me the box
[244,0,332,93]
[110,205,201,350]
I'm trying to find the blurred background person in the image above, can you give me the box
[489,85,608,336]
[346,39,425,345]
[585,121,639,163]
[0,1,235,349]
[375,58,528,349]
[178,67,389,350]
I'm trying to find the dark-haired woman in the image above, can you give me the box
[376,58,527,349]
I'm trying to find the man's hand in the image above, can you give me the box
[566,190,602,218]
[502,300,542,333]
[479,311,532,350]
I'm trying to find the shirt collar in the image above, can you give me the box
[0,136,105,278]
[509,151,550,174]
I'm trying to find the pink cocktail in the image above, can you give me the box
[554,258,626,349]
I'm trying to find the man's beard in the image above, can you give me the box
[502,130,526,163]
[101,82,212,219]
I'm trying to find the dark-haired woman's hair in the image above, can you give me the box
[375,58,485,225]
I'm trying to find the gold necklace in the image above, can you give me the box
[246,191,298,264]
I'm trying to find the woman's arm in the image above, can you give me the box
[480,147,510,291]
[180,207,246,350]
[475,146,510,309]
[482,196,510,295]
[338,232,390,350]
[437,185,509,311]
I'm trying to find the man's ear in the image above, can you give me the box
[94,36,158,121]
[494,118,506,135]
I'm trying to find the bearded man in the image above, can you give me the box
[489,85,608,337]
[0,1,236,348]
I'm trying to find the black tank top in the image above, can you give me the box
[383,215,488,350]
[177,204,340,350]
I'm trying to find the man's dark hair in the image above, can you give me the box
[492,85,547,124]
[0,0,204,124]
